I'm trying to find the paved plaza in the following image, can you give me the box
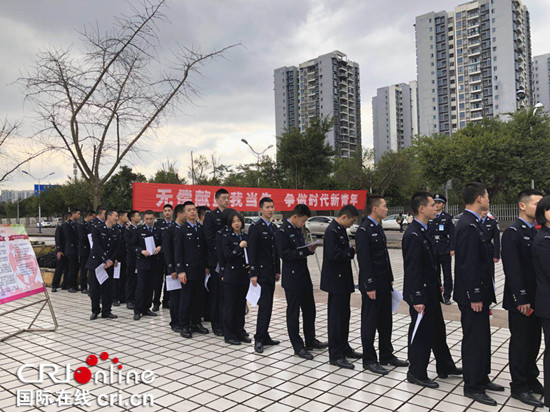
[0,248,544,412]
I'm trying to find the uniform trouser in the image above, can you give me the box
[209,271,223,331]
[459,302,491,394]
[178,279,204,329]
[408,288,456,380]
[135,268,156,315]
[508,310,542,394]
[162,263,170,306]
[152,262,165,307]
[79,254,89,290]
[284,287,316,352]
[52,255,68,288]
[328,293,352,361]
[437,254,453,300]
[66,255,79,289]
[223,283,247,341]
[361,289,395,365]
[254,281,275,344]
[89,267,113,315]
[541,318,550,406]
[114,260,126,302]
[125,264,137,303]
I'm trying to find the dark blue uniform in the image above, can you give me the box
[428,211,455,301]
[222,231,249,342]
[77,220,92,291]
[320,219,355,362]
[154,219,173,308]
[86,222,123,317]
[52,222,68,290]
[502,219,542,395]
[131,224,163,316]
[275,220,317,353]
[124,224,138,305]
[174,221,208,331]
[356,217,396,366]
[453,210,495,395]
[403,219,457,380]
[61,218,79,291]
[203,207,225,333]
[112,223,127,304]
[248,218,280,345]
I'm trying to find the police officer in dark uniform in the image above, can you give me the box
[275,204,328,360]
[454,183,504,406]
[203,188,231,336]
[164,204,184,332]
[321,205,362,369]
[403,192,461,388]
[131,210,163,320]
[113,210,128,306]
[248,197,281,354]
[175,201,209,338]
[480,209,500,276]
[501,189,544,407]
[357,195,408,375]
[91,206,107,228]
[428,194,455,305]
[77,210,96,294]
[87,209,122,320]
[125,210,141,310]
[51,213,69,292]
[154,204,173,311]
[62,209,81,293]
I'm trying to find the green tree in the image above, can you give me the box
[150,160,185,185]
[332,148,374,190]
[102,165,147,210]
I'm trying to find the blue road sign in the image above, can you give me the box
[34,184,55,196]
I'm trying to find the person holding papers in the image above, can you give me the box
[87,209,122,320]
[131,210,163,321]
[454,183,503,406]
[248,197,281,354]
[174,201,209,338]
[356,194,408,375]
[320,205,362,370]
[501,189,544,408]
[164,204,185,332]
[221,211,250,345]
[275,204,328,360]
[403,192,461,389]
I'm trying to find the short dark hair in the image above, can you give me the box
[70,208,81,215]
[182,201,195,209]
[163,204,173,210]
[128,210,140,220]
[338,204,359,218]
[86,210,96,217]
[221,208,236,226]
[535,195,550,226]
[462,182,487,205]
[518,189,544,204]
[174,204,185,218]
[411,191,433,215]
[215,188,229,199]
[227,210,245,230]
[105,209,118,218]
[366,194,384,215]
[96,206,107,215]
[259,197,274,208]
[143,210,155,217]
[197,206,210,219]
[118,210,127,216]
[292,204,311,218]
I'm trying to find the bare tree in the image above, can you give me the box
[187,153,210,185]
[19,0,237,207]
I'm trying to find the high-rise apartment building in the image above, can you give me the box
[534,53,550,114]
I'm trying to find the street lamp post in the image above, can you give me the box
[22,171,54,233]
[240,139,273,187]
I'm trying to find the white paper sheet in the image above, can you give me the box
[166,275,182,291]
[296,239,321,250]
[87,233,93,248]
[145,236,156,254]
[113,264,121,279]
[95,264,108,285]
[410,311,424,345]
[244,248,249,264]
[204,272,211,291]
[246,281,261,307]
[391,289,403,312]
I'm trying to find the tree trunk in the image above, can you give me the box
[91,177,102,209]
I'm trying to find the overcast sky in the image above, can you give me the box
[1,0,549,190]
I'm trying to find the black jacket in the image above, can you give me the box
[174,221,208,280]
[125,224,138,267]
[86,223,123,270]
[162,223,180,274]
[222,231,249,285]
[320,219,355,294]
[114,223,126,263]
[275,220,314,290]
[131,224,164,271]
[62,219,79,256]
[216,226,229,275]
[248,219,280,283]
[403,219,441,305]
[453,210,495,305]
[203,207,224,270]
[356,217,393,293]
[533,226,550,318]
[427,211,455,255]
[77,220,92,257]
[481,216,500,260]
[55,224,65,254]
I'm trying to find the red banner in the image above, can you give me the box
[132,182,367,212]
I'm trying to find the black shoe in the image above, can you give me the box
[152,304,160,312]
[180,329,192,339]
[529,381,544,395]
[330,358,355,369]
[90,313,98,320]
[52,288,58,292]
[264,338,280,346]
[407,372,439,388]
[295,348,314,360]
[145,310,157,316]
[443,299,452,305]
[345,350,363,359]
[61,286,68,290]
[363,362,389,375]
[239,336,252,343]
[112,300,120,307]
[438,367,463,379]
[464,392,497,406]
[381,358,409,367]
[127,303,135,310]
[225,339,241,345]
[190,323,209,334]
[81,289,89,294]
[68,288,77,293]
[213,328,224,337]
[133,313,141,320]
[255,342,264,354]
[306,339,328,350]
[483,382,505,392]
[171,326,183,333]
[511,392,544,407]
[101,313,118,319]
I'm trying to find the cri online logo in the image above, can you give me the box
[17,351,155,385]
